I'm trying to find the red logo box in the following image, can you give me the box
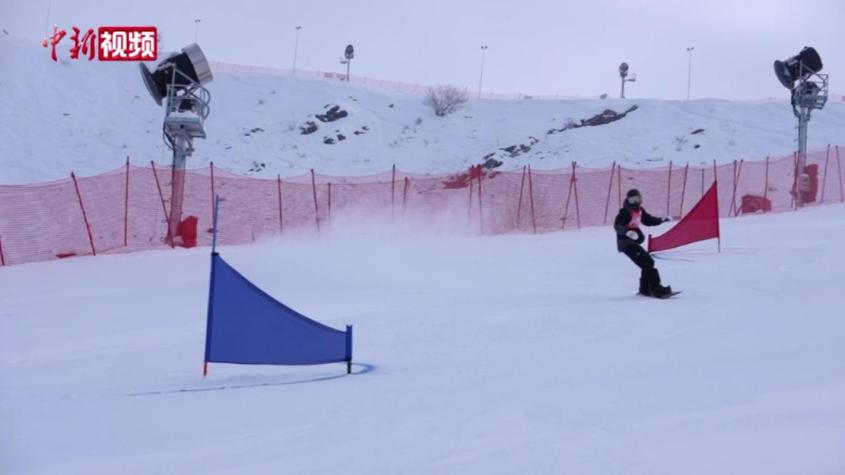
[98,26,157,61]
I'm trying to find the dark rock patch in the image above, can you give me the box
[300,121,318,135]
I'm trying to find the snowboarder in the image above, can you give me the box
[614,189,675,298]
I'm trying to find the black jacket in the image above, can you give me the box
[614,202,664,252]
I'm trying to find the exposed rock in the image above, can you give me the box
[691,128,705,135]
[316,105,348,123]
[483,158,504,169]
[300,121,318,135]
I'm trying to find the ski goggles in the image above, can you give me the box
[627,195,642,205]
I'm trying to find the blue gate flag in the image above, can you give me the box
[204,253,352,367]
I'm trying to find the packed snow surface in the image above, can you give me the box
[2,204,845,474]
[2,34,845,184]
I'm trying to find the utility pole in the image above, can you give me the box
[194,19,201,43]
[292,25,302,72]
[478,45,488,99]
[686,46,695,100]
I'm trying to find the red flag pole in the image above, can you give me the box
[516,165,527,230]
[729,160,738,216]
[71,172,97,256]
[327,182,332,225]
[603,162,616,225]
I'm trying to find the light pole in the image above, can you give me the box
[340,44,354,82]
[292,25,302,72]
[194,18,201,43]
[478,45,488,99]
[619,62,636,99]
[686,46,695,100]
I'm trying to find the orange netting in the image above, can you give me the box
[0,146,842,266]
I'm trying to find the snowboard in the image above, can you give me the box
[637,290,682,299]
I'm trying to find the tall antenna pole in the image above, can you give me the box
[478,45,488,99]
[293,25,302,72]
[686,46,695,100]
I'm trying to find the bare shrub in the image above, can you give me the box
[424,85,469,117]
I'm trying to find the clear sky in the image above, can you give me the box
[2,0,843,99]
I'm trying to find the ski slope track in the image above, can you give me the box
[2,204,845,474]
[2,34,845,184]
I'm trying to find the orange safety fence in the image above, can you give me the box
[0,146,842,266]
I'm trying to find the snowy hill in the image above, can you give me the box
[2,204,845,474]
[2,33,844,185]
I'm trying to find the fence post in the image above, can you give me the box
[277,175,283,234]
[679,163,689,218]
[327,182,332,225]
[791,152,798,210]
[71,172,97,256]
[516,165,527,230]
[733,159,744,216]
[820,145,830,203]
[403,176,410,216]
[729,160,738,216]
[391,164,396,222]
[666,161,673,217]
[603,162,616,225]
[763,156,770,213]
[210,162,216,218]
[477,166,484,234]
[837,146,844,203]
[310,169,320,232]
[151,162,174,248]
[467,172,474,229]
[124,156,130,247]
[617,164,622,208]
[527,165,537,234]
[561,165,575,230]
[572,162,581,229]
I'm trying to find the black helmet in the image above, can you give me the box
[626,189,642,207]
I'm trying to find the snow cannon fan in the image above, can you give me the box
[139,44,213,244]
[773,46,827,207]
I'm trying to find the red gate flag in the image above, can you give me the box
[648,181,720,253]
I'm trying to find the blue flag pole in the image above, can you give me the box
[203,194,221,376]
